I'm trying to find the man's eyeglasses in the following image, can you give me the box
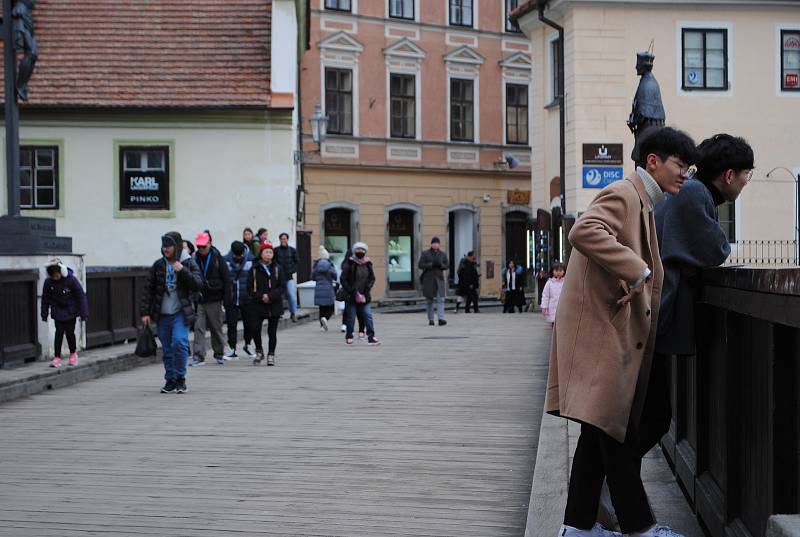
[666,157,690,176]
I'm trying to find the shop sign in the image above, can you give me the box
[583,166,624,189]
[121,170,169,209]
[507,189,531,205]
[582,144,623,165]
[786,73,799,88]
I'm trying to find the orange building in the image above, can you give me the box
[299,0,534,297]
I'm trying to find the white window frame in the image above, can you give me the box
[676,21,734,97]
[321,0,356,14]
[447,73,480,143]
[502,79,531,146]
[776,23,800,97]
[386,0,420,23]
[386,69,422,141]
[503,0,523,34]
[447,0,478,30]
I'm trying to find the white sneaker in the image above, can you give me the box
[627,526,684,537]
[558,523,622,537]
[320,317,329,331]
[340,324,346,333]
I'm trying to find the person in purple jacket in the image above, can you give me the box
[41,258,89,368]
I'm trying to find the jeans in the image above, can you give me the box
[426,297,445,321]
[285,278,297,315]
[157,312,190,381]
[54,318,77,356]
[345,302,374,339]
[194,301,225,358]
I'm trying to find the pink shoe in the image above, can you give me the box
[68,353,78,366]
[50,357,62,368]
[368,337,381,346]
[346,338,354,345]
[358,332,365,340]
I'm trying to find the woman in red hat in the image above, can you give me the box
[245,241,285,365]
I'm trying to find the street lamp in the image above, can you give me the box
[309,102,328,147]
[766,166,800,264]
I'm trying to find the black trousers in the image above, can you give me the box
[54,318,77,356]
[563,352,672,533]
[246,306,280,355]
[225,304,253,349]
[319,304,334,322]
[503,289,524,313]
[464,290,479,312]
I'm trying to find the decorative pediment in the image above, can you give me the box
[499,51,532,71]
[318,31,364,54]
[383,38,427,60]
[443,45,485,65]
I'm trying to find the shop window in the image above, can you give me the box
[682,28,728,90]
[450,78,474,142]
[324,208,352,269]
[449,0,472,27]
[20,146,58,209]
[119,146,170,211]
[781,30,800,91]
[388,209,415,290]
[506,83,529,145]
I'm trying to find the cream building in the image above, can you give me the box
[512,0,800,264]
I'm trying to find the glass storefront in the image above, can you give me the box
[324,208,351,270]
[388,209,415,290]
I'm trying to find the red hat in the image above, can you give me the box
[195,232,211,247]
[260,241,274,252]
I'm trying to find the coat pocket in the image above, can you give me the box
[609,302,630,331]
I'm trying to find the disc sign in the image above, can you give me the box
[119,147,170,210]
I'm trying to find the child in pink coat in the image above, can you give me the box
[540,262,566,326]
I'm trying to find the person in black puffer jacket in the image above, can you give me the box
[141,231,203,394]
[245,241,285,366]
[191,231,231,366]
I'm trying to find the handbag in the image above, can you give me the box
[335,287,347,302]
[134,326,157,357]
[499,289,506,303]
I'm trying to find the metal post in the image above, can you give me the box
[3,0,20,217]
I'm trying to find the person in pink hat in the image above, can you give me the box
[191,231,230,366]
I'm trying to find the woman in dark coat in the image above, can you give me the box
[245,241,285,365]
[502,259,526,313]
[312,246,337,332]
[41,258,89,367]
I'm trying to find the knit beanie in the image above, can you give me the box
[318,245,330,259]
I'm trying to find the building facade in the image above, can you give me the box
[512,0,800,268]
[1,0,302,267]
[299,0,535,297]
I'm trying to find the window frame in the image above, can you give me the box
[505,83,529,145]
[780,29,800,92]
[549,37,561,105]
[389,73,417,139]
[324,67,354,136]
[505,0,522,33]
[718,200,737,244]
[19,145,59,211]
[449,77,475,142]
[681,27,729,91]
[118,145,170,212]
[324,0,351,12]
[389,0,414,20]
[113,140,175,219]
[449,0,473,28]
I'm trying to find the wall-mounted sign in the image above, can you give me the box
[583,166,624,189]
[786,73,799,88]
[582,144,623,165]
[119,146,170,210]
[507,189,531,205]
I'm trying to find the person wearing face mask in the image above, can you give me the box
[419,236,449,326]
[140,232,203,394]
[224,241,255,359]
[246,241,285,365]
[339,242,380,345]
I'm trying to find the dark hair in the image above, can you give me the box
[552,262,566,273]
[279,232,289,240]
[46,265,61,276]
[203,229,213,242]
[636,126,698,169]
[694,133,754,184]
[183,240,195,255]
[243,227,254,235]
[256,227,267,236]
[466,250,475,257]
[231,241,245,256]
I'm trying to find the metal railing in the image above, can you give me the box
[0,269,40,368]
[86,267,149,349]
[725,240,798,266]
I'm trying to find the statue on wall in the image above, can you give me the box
[13,0,38,101]
[627,49,665,162]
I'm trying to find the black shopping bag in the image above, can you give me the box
[135,326,157,357]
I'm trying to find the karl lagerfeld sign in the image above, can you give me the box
[119,147,170,210]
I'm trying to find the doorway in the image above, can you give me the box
[448,208,476,287]
[505,210,528,269]
[387,208,416,291]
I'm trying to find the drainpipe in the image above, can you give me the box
[538,1,565,216]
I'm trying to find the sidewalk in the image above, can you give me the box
[0,308,318,405]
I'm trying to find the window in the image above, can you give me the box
[682,29,728,90]
[389,0,413,20]
[20,146,58,209]
[718,201,735,242]
[450,78,474,142]
[324,0,351,11]
[506,84,529,145]
[390,74,416,138]
[450,0,472,27]
[325,68,353,135]
[506,0,522,33]
[781,30,800,91]
[551,38,561,103]
[119,146,170,210]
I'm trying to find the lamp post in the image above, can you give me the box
[3,0,21,217]
[309,102,328,149]
[766,166,800,265]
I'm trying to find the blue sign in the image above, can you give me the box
[583,166,624,189]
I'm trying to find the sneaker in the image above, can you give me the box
[340,324,346,333]
[429,320,435,326]
[50,357,62,368]
[628,526,684,537]
[368,337,381,346]
[321,317,329,331]
[267,354,275,366]
[557,523,622,537]
[242,345,255,357]
[225,348,238,359]
[358,331,365,340]
[190,357,205,367]
[346,337,354,345]
[68,353,78,366]
[253,351,264,365]
[290,313,297,323]
[214,356,225,365]
[176,377,188,394]
[160,379,177,394]
[438,319,447,326]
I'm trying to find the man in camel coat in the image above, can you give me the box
[550,127,697,537]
